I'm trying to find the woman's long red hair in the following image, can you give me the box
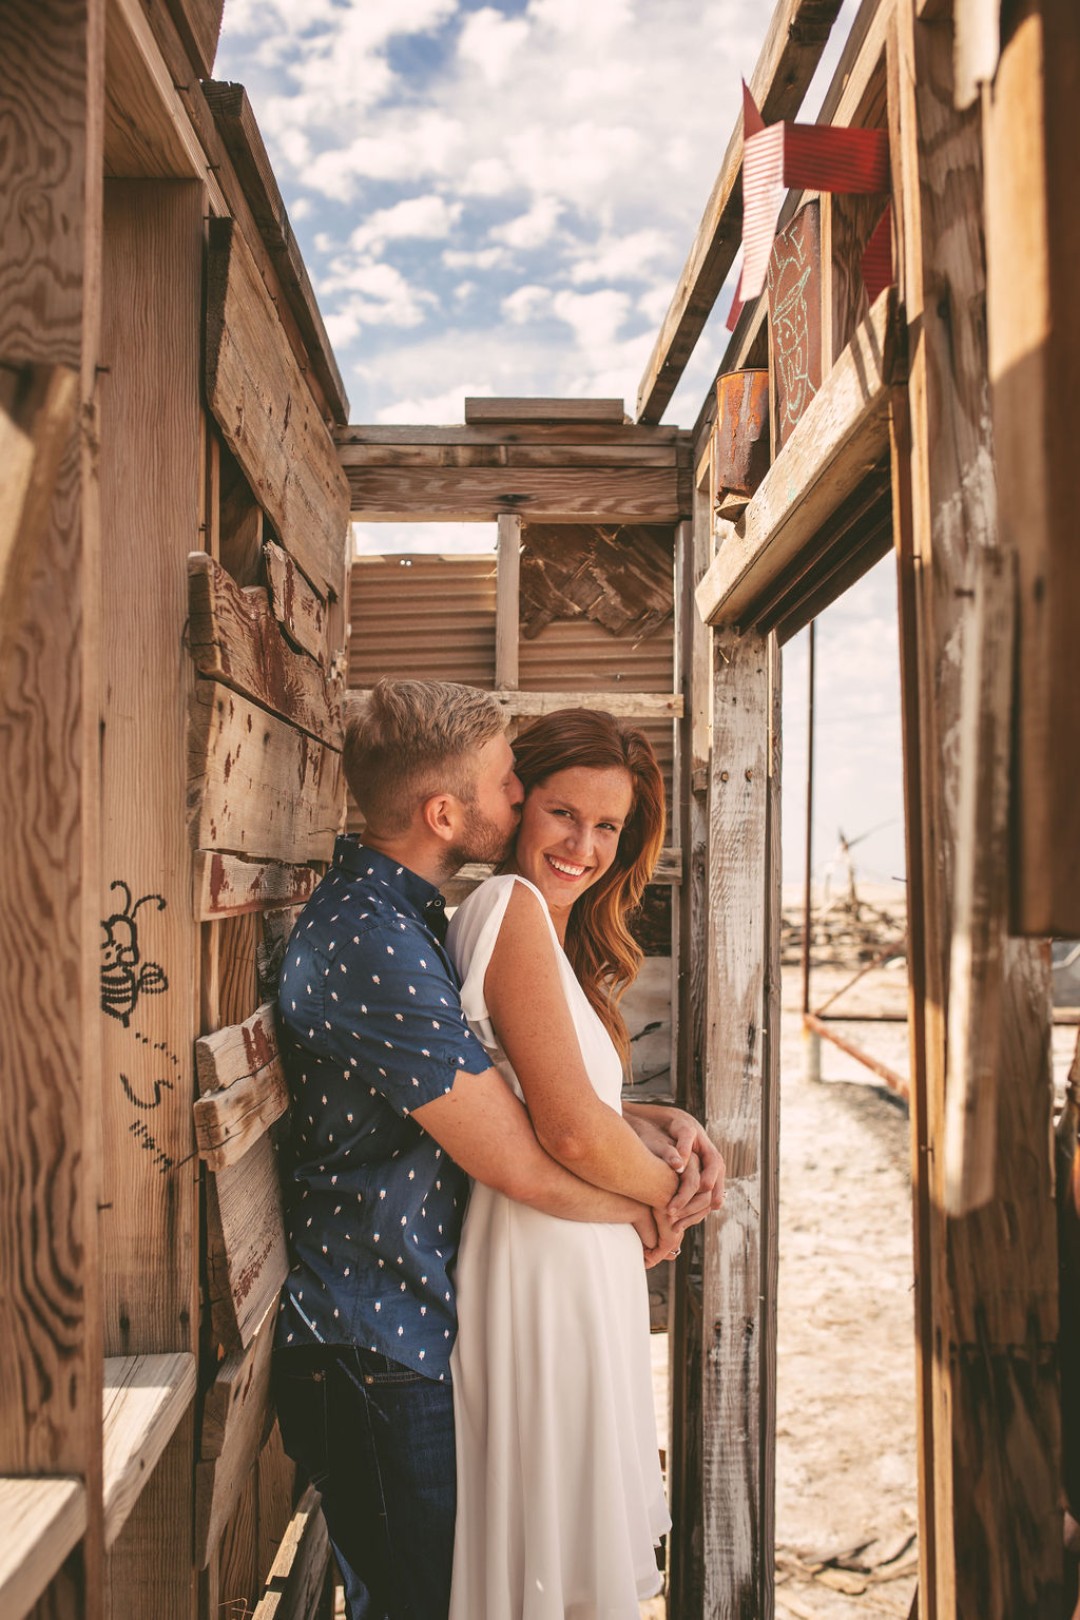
[510,709,666,1065]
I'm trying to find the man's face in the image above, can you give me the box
[452,732,523,865]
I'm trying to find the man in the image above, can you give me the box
[273,678,721,1620]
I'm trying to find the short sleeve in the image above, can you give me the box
[446,875,556,1050]
[322,925,491,1118]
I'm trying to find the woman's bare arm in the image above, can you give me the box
[483,881,679,1208]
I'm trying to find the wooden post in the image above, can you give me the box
[98,178,204,1618]
[701,627,780,1618]
[891,7,1060,1615]
[495,513,521,693]
[0,0,105,1612]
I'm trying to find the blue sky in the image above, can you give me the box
[215,0,905,889]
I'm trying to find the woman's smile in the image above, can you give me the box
[510,764,634,933]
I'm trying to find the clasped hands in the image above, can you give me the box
[628,1108,726,1270]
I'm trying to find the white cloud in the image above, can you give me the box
[457,8,530,86]
[349,195,463,254]
[551,288,632,352]
[502,284,553,324]
[442,245,513,272]
[528,0,634,46]
[569,228,672,286]
[319,261,437,328]
[491,197,564,251]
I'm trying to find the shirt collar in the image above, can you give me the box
[332,836,445,920]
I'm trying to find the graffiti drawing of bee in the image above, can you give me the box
[100,881,169,1027]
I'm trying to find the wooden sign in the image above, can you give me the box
[767,199,823,452]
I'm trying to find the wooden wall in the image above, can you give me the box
[0,0,349,1614]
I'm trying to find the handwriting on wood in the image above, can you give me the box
[195,1303,275,1566]
[264,539,327,666]
[768,200,822,451]
[188,681,342,866]
[206,1132,288,1352]
[205,217,350,602]
[188,553,341,747]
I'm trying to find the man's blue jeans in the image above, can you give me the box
[272,1345,456,1620]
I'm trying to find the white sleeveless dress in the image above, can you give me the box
[445,874,669,1620]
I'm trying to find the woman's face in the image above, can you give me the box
[511,764,634,921]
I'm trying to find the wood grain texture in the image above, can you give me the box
[265,540,329,665]
[194,1002,289,1171]
[102,1352,196,1547]
[635,0,845,423]
[194,851,321,920]
[702,631,772,1616]
[99,181,202,1358]
[104,1408,196,1619]
[985,0,1080,934]
[337,422,685,449]
[195,1305,275,1566]
[0,362,79,633]
[495,514,521,690]
[188,681,343,866]
[103,0,216,185]
[697,287,900,629]
[205,217,350,601]
[256,1424,297,1597]
[492,690,683,718]
[465,396,626,423]
[893,10,1060,1615]
[0,1478,86,1620]
[201,83,348,424]
[251,1485,331,1620]
[188,554,342,747]
[0,0,103,1514]
[343,463,686,524]
[206,1134,289,1352]
[162,0,224,84]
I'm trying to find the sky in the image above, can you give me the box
[215,0,906,890]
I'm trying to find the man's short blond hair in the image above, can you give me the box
[344,678,505,835]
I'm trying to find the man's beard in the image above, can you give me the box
[445,801,517,872]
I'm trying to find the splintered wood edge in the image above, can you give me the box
[0,1476,86,1620]
[102,1352,197,1548]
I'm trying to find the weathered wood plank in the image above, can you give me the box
[104,0,224,188]
[495,515,521,691]
[265,539,328,666]
[0,1478,86,1620]
[0,362,79,633]
[635,0,845,424]
[101,1352,196,1549]
[194,1002,289,1171]
[205,217,350,602]
[188,553,341,747]
[201,83,348,424]
[942,549,1014,1215]
[892,9,1060,1615]
[702,630,773,1614]
[351,686,683,720]
[465,396,625,424]
[194,851,320,921]
[99,183,201,1380]
[343,464,685,524]
[163,0,223,77]
[336,423,686,448]
[187,681,343,866]
[206,1133,289,1353]
[251,1485,331,1620]
[195,1306,275,1566]
[337,440,680,471]
[696,287,900,628]
[985,0,1080,934]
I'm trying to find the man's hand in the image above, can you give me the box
[638,1206,684,1270]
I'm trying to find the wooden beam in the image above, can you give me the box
[206,217,351,602]
[187,553,342,747]
[162,0,224,77]
[696,287,900,628]
[0,1478,87,1620]
[337,438,682,470]
[337,422,685,448]
[465,397,625,424]
[701,630,778,1614]
[495,514,521,691]
[984,0,1080,934]
[342,464,686,525]
[892,9,1060,1615]
[0,362,79,633]
[102,1353,197,1548]
[202,82,349,424]
[635,0,845,424]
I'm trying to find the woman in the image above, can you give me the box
[446,709,715,1620]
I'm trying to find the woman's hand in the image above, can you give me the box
[624,1103,726,1218]
[639,1206,684,1269]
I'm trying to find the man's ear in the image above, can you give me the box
[420,792,459,844]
